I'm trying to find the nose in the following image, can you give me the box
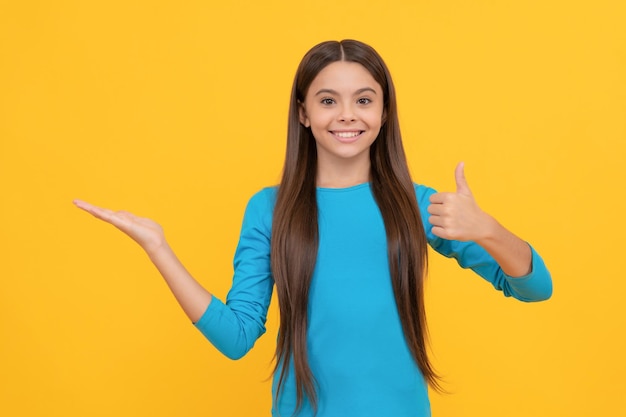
[338,104,356,122]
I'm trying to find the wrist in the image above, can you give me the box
[474,212,500,245]
[145,238,171,260]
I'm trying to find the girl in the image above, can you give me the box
[75,39,552,417]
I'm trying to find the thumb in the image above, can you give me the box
[455,162,472,195]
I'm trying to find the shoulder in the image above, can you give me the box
[412,183,437,208]
[247,186,278,210]
[241,186,277,232]
[412,183,438,241]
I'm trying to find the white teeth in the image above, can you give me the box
[334,131,361,138]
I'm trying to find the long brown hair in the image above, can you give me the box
[271,39,440,413]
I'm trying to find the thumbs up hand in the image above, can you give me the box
[428,162,494,242]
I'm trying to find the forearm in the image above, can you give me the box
[475,214,532,278]
[147,242,212,323]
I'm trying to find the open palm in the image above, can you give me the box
[73,199,166,254]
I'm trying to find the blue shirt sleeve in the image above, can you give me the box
[193,188,275,359]
[415,184,553,302]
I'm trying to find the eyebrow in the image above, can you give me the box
[314,87,378,96]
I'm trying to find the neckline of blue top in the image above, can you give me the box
[316,182,370,193]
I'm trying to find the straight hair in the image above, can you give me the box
[271,39,440,414]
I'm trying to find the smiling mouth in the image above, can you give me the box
[331,130,364,139]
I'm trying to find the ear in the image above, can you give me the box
[298,101,310,128]
[381,108,388,125]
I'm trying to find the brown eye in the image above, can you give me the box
[321,98,335,105]
[357,98,372,105]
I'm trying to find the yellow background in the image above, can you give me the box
[1,1,624,416]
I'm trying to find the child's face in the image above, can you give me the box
[299,61,384,170]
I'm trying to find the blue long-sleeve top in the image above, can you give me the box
[194,183,552,417]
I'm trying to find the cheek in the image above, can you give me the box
[368,111,385,128]
[309,113,331,129]
[308,119,328,139]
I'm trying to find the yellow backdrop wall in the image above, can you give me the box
[1,1,625,416]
